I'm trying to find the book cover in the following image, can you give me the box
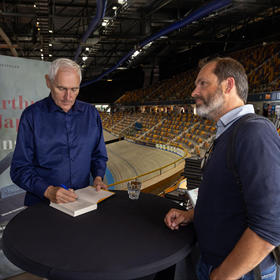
[50,186,115,217]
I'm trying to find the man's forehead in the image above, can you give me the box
[200,61,217,74]
[54,70,80,85]
[56,84,79,89]
[56,68,79,77]
[195,62,217,83]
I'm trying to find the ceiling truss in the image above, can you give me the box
[0,0,280,81]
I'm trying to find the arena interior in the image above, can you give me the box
[1,0,280,279]
[99,41,280,195]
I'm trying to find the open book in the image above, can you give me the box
[50,186,115,217]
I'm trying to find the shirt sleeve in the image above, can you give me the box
[10,108,50,199]
[90,111,108,180]
[236,119,280,246]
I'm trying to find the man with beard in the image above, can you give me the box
[164,57,280,280]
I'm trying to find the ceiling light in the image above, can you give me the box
[85,47,90,51]
[41,54,44,57]
[40,49,43,52]
[107,79,112,82]
[143,42,152,49]
[82,56,88,61]
[49,43,52,47]
[49,54,52,57]
[102,20,109,26]
[112,6,118,10]
[134,50,140,57]
[34,4,36,8]
[118,0,126,4]
[49,30,53,33]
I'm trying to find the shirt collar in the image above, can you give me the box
[216,104,255,138]
[46,93,83,113]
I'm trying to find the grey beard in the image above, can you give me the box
[196,93,224,121]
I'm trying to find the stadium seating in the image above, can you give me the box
[100,111,216,157]
[100,44,280,158]
[115,42,280,104]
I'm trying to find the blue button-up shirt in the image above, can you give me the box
[11,94,108,206]
[216,104,255,138]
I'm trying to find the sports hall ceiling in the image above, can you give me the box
[1,0,280,84]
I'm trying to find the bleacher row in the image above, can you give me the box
[100,111,280,157]
[116,42,280,104]
[99,111,217,157]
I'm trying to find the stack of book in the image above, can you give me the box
[181,157,203,189]
[164,157,203,210]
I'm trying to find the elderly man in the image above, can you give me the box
[11,58,108,206]
[164,57,280,280]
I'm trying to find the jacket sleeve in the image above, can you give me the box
[236,119,280,246]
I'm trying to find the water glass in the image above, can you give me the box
[127,181,141,200]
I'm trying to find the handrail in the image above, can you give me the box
[107,145,188,188]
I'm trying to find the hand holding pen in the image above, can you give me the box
[61,184,70,191]
[44,184,78,204]
[61,184,78,200]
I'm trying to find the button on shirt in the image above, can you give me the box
[10,94,108,206]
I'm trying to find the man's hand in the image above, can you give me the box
[164,209,194,230]
[94,176,108,191]
[44,185,78,204]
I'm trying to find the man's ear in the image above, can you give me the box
[45,74,51,89]
[225,77,235,93]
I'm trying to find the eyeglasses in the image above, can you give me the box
[201,139,216,171]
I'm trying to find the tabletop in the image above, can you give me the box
[2,190,196,280]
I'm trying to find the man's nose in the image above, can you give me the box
[64,90,71,100]
[191,86,198,98]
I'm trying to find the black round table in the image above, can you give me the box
[2,190,196,280]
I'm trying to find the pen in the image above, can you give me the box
[61,184,69,190]
[61,184,78,200]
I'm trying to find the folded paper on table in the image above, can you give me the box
[186,188,199,208]
[50,186,115,217]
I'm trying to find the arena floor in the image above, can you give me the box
[103,130,182,189]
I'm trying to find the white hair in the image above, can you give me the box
[48,58,82,83]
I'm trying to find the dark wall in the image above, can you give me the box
[77,67,144,103]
